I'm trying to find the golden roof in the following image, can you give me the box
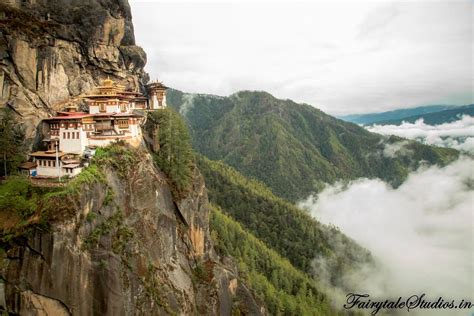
[102,77,114,87]
[147,80,168,90]
[30,151,68,158]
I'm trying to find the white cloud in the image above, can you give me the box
[382,140,414,158]
[129,1,471,115]
[299,157,474,314]
[367,115,474,153]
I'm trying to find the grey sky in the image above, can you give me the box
[129,0,472,115]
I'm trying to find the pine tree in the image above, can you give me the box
[0,108,26,177]
[148,109,193,196]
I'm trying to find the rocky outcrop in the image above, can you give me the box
[0,0,147,144]
[0,144,264,315]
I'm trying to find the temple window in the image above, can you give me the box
[118,119,129,128]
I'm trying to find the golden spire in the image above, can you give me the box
[102,76,114,87]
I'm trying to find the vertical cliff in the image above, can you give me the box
[0,143,264,315]
[0,0,147,142]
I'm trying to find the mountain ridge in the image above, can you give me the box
[339,104,468,125]
[367,104,474,126]
[168,88,459,202]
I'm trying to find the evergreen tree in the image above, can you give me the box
[147,109,193,196]
[0,108,26,177]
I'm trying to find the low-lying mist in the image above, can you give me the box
[366,115,474,153]
[299,157,473,312]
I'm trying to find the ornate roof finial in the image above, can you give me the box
[102,76,114,87]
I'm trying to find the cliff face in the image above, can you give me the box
[1,144,263,315]
[0,2,264,314]
[0,0,147,142]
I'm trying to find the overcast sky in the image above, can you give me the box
[129,0,472,115]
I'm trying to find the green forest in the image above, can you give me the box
[210,206,344,315]
[146,109,194,197]
[197,155,372,285]
[168,89,458,202]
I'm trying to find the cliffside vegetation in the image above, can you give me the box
[169,89,458,202]
[2,139,256,315]
[0,108,27,177]
[146,109,194,197]
[0,164,105,245]
[210,206,343,315]
[198,155,371,284]
[0,142,146,246]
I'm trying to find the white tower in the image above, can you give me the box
[146,81,168,110]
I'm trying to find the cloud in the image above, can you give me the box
[299,157,474,314]
[357,2,400,39]
[382,140,414,158]
[367,115,474,153]
[129,1,472,115]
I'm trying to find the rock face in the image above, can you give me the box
[1,145,264,315]
[0,0,148,143]
[0,1,265,314]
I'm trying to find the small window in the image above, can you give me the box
[76,132,79,139]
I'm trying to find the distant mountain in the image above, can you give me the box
[168,89,458,202]
[339,105,461,125]
[371,104,474,126]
